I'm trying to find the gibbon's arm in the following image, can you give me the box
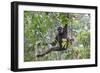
[63,24,68,33]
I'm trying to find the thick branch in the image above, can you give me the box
[36,46,66,57]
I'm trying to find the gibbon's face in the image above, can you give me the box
[57,27,64,34]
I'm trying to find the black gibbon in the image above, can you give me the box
[37,24,74,57]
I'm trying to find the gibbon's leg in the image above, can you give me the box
[36,45,60,57]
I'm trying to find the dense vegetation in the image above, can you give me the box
[24,11,90,62]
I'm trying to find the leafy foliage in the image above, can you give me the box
[24,11,90,61]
